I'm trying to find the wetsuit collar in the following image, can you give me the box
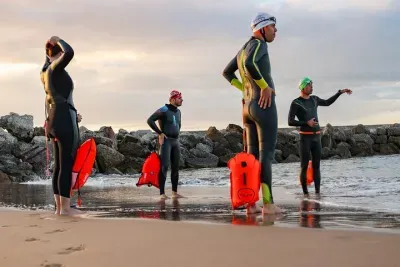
[166,103,178,111]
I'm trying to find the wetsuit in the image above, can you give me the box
[40,40,79,199]
[147,104,181,195]
[288,91,342,194]
[223,37,277,204]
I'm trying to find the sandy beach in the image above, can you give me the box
[0,208,399,267]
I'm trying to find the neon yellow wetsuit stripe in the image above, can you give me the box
[250,40,269,90]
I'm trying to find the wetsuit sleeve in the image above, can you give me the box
[244,40,269,90]
[315,90,342,106]
[49,39,74,71]
[147,108,165,135]
[178,111,181,129]
[222,56,243,91]
[288,101,308,126]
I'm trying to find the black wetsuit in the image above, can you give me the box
[147,104,181,195]
[40,40,79,199]
[223,37,277,204]
[288,91,342,194]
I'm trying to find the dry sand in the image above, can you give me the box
[1,209,399,267]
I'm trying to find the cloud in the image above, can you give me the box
[0,0,399,131]
[282,0,394,11]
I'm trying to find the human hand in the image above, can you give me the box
[158,133,166,145]
[340,88,352,95]
[258,86,276,109]
[307,118,318,127]
[77,113,82,123]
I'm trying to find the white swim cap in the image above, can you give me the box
[250,12,276,32]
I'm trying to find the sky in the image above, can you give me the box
[0,0,399,131]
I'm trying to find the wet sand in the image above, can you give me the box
[1,208,399,267]
[1,185,400,231]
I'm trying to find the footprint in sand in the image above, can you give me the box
[41,263,65,267]
[58,244,85,255]
[25,237,40,242]
[45,229,67,234]
[27,224,39,228]
[1,225,11,228]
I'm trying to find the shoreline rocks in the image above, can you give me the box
[1,112,400,183]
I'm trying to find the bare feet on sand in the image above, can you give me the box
[160,194,169,200]
[262,204,283,215]
[172,192,184,199]
[60,207,85,217]
[246,204,262,214]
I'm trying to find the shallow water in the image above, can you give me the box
[0,154,399,232]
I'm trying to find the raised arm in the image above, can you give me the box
[222,56,243,92]
[315,90,342,106]
[244,39,269,90]
[50,39,75,71]
[146,107,165,134]
[288,101,308,127]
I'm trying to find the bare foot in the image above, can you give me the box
[160,194,169,200]
[171,192,184,199]
[262,204,283,215]
[303,193,310,199]
[60,208,85,217]
[246,204,262,214]
[54,209,60,215]
[315,193,321,199]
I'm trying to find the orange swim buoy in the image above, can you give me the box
[299,160,314,186]
[227,152,261,209]
[136,152,161,189]
[70,138,97,206]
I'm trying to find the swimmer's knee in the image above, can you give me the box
[259,149,275,161]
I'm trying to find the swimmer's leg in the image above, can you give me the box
[253,100,282,214]
[58,109,84,216]
[159,139,171,199]
[52,140,61,215]
[311,135,322,196]
[244,120,261,214]
[299,135,312,197]
[170,140,183,198]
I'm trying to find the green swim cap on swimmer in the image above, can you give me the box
[298,77,312,91]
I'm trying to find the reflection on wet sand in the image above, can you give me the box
[0,183,400,233]
[299,200,322,229]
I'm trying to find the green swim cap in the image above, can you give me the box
[298,77,312,90]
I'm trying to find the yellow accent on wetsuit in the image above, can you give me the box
[262,183,272,204]
[230,78,243,91]
[251,40,269,90]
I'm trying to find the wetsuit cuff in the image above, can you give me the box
[255,78,269,90]
[231,79,243,91]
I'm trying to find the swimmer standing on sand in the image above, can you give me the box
[40,36,84,216]
[147,90,184,200]
[288,77,352,198]
[222,12,282,215]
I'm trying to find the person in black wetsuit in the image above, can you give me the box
[147,90,183,200]
[222,12,282,215]
[288,77,352,198]
[40,36,83,216]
